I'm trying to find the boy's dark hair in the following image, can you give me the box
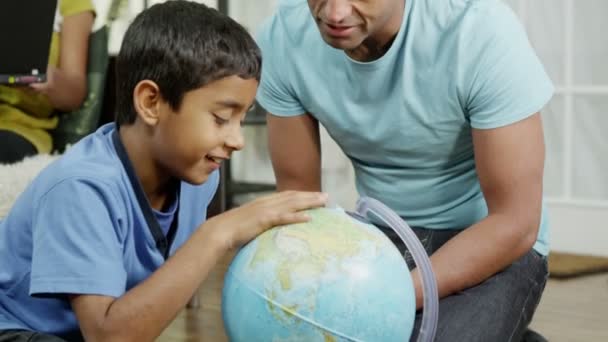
[115,0,262,126]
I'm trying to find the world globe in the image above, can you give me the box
[222,207,417,341]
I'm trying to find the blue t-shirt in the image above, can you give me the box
[0,123,218,336]
[256,0,554,255]
[154,191,179,236]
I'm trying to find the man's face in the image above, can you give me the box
[307,0,398,50]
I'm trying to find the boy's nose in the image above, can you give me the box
[225,125,245,151]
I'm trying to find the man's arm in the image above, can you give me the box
[267,112,322,192]
[411,113,545,309]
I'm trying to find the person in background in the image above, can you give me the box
[0,0,95,164]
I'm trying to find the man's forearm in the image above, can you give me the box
[267,112,322,193]
[276,175,322,192]
[410,213,539,309]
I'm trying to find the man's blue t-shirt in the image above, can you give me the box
[256,0,554,255]
[0,123,218,336]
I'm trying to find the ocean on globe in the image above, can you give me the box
[222,208,416,341]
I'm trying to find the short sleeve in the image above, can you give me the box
[60,0,96,18]
[462,1,554,129]
[255,14,307,116]
[30,178,127,298]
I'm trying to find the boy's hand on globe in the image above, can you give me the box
[208,191,328,250]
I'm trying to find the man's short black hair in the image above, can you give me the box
[115,0,262,126]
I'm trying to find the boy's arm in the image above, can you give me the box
[267,112,322,192]
[70,221,225,342]
[70,191,327,342]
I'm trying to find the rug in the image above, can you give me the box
[0,154,60,218]
[548,252,608,279]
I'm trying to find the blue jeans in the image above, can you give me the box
[380,227,549,342]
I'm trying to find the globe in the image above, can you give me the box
[222,207,416,341]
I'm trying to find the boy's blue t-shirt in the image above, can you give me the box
[256,0,554,255]
[0,123,218,336]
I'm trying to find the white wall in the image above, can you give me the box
[547,202,608,256]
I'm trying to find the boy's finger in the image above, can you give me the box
[288,192,328,210]
[274,212,311,227]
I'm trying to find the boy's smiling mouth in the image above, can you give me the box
[206,155,227,164]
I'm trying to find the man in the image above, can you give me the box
[256,0,553,340]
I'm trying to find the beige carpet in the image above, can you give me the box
[548,252,608,279]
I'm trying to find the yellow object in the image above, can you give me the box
[0,0,95,153]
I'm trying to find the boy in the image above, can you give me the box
[0,2,327,341]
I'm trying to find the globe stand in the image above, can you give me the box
[354,197,439,342]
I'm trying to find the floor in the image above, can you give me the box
[530,273,608,341]
[159,252,608,341]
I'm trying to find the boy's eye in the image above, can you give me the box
[213,113,229,125]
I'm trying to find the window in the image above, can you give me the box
[507,0,608,206]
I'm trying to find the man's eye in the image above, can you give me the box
[213,114,229,125]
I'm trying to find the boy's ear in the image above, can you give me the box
[133,80,162,126]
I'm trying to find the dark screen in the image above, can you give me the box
[0,0,58,74]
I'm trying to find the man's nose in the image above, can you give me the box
[323,0,351,24]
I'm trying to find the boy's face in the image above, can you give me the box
[153,75,258,185]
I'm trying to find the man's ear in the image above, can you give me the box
[133,80,162,126]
